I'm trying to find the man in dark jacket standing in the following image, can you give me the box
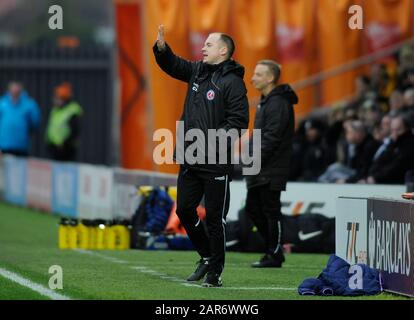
[245,60,298,268]
[153,25,249,286]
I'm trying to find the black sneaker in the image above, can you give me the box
[202,272,222,287]
[251,253,285,268]
[186,258,210,282]
[251,254,268,266]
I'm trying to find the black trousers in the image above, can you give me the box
[176,167,230,275]
[245,184,283,255]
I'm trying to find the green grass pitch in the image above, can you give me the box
[0,201,409,300]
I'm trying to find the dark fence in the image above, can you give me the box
[0,45,115,165]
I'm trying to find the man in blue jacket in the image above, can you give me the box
[0,82,41,156]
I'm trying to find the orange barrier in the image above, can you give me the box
[316,0,364,106]
[115,0,153,170]
[232,0,274,129]
[274,0,317,119]
[145,0,190,174]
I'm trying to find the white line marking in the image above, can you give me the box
[182,283,295,290]
[73,250,299,291]
[0,267,71,300]
[130,266,148,270]
[220,287,296,291]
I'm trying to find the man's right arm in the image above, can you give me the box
[153,43,196,83]
[153,25,196,83]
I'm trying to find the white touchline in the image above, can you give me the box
[182,283,296,290]
[0,267,71,300]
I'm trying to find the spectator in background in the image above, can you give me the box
[347,75,371,111]
[398,68,414,91]
[397,45,414,78]
[289,120,306,181]
[297,119,328,182]
[0,81,41,156]
[370,63,394,102]
[403,88,414,108]
[372,114,392,163]
[318,120,379,183]
[359,100,383,133]
[45,82,83,161]
[341,120,379,183]
[365,115,414,184]
[401,88,414,129]
[323,103,349,165]
[389,90,405,113]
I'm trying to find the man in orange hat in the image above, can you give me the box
[45,82,83,161]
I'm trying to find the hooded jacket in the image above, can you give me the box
[0,91,41,153]
[153,43,249,177]
[246,84,298,190]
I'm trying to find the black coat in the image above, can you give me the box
[369,132,414,184]
[246,85,298,190]
[344,135,380,183]
[153,43,249,177]
[301,138,329,182]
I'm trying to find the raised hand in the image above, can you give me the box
[157,24,166,51]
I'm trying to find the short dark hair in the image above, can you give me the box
[219,33,235,59]
[258,60,282,84]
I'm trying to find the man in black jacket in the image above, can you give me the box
[245,60,298,268]
[153,25,249,287]
[365,114,414,184]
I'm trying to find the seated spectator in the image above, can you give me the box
[401,88,414,128]
[397,67,414,92]
[318,120,379,183]
[324,103,352,165]
[389,90,404,112]
[359,100,383,133]
[0,81,41,156]
[364,115,414,184]
[289,121,307,181]
[372,114,392,162]
[403,88,414,108]
[298,119,328,182]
